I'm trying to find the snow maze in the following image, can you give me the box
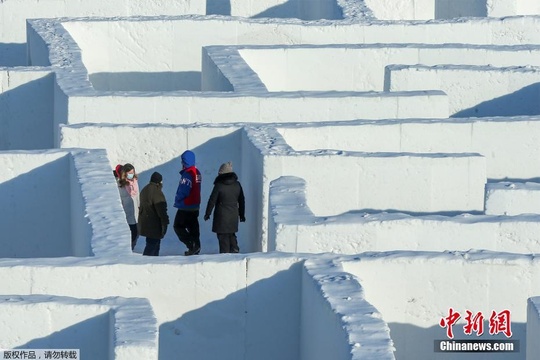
[2,1,540,359]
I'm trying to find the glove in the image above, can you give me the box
[204,214,210,221]
[161,225,167,237]
[240,216,246,222]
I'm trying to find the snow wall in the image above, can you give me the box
[0,254,395,360]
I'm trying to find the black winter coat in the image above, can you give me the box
[205,172,245,234]
[138,182,169,239]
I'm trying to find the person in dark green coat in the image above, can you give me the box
[204,162,245,253]
[138,172,169,256]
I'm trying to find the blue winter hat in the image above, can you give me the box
[181,150,196,167]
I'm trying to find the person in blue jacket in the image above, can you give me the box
[174,150,202,255]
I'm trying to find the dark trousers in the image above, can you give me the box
[174,210,200,251]
[143,238,161,256]
[217,233,239,254]
[129,224,139,250]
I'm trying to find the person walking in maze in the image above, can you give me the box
[173,150,202,256]
[204,161,245,253]
[118,163,140,251]
[139,172,169,256]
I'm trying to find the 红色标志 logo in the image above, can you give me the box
[434,308,519,353]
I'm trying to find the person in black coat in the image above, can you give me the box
[138,172,169,256]
[204,162,245,253]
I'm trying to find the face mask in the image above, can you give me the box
[127,173,134,180]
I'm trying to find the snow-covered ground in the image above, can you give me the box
[2,1,540,359]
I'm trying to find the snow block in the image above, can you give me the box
[270,176,540,254]
[301,257,395,360]
[277,117,540,180]
[342,252,536,360]
[209,43,540,113]
[485,182,540,215]
[527,297,540,360]
[386,64,540,117]
[0,295,158,360]
[0,149,129,258]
